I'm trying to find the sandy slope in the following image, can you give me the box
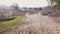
[6,12,60,34]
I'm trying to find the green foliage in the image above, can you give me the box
[0,16,23,34]
[48,0,60,9]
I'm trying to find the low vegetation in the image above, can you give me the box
[0,11,24,34]
[40,11,49,15]
[0,16,23,34]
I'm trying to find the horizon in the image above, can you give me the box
[0,0,48,7]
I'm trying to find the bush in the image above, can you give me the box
[40,11,51,15]
[40,11,48,15]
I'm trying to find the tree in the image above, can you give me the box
[39,7,42,10]
[11,3,19,11]
[34,8,38,10]
[48,0,60,9]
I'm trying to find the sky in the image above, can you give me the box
[0,0,48,7]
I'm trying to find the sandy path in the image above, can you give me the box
[7,12,60,34]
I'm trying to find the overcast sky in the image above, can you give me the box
[0,0,48,7]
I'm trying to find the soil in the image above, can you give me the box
[5,12,60,34]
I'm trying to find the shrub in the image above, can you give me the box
[40,11,48,15]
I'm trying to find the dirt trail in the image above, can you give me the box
[6,12,60,34]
